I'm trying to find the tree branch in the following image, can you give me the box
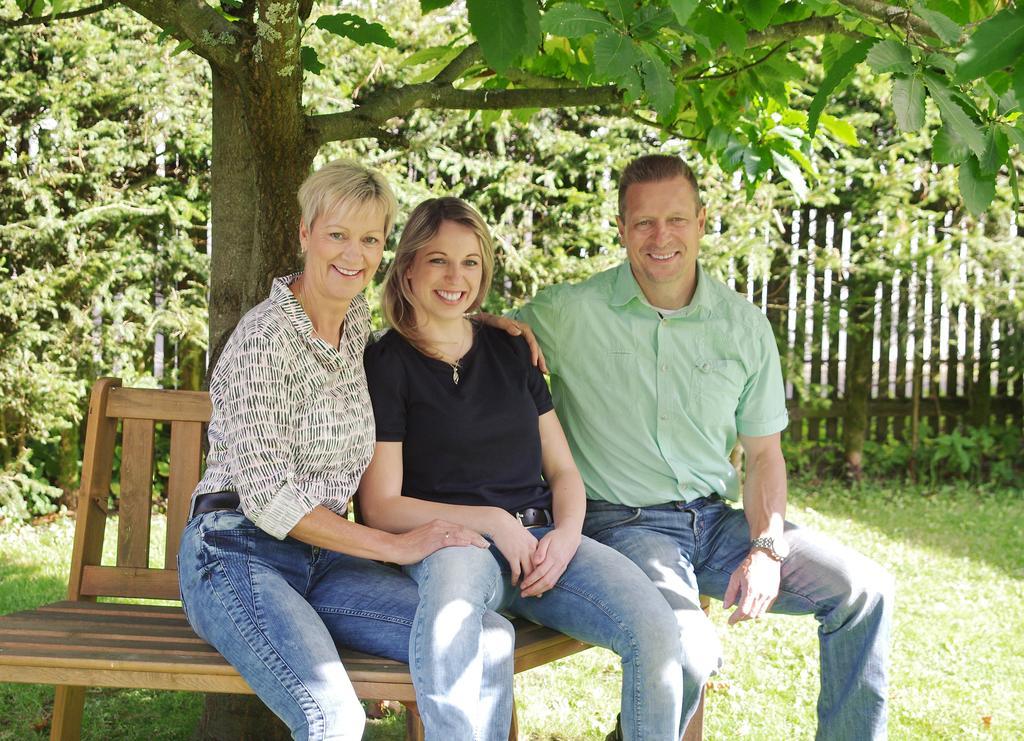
[0,1,114,28]
[309,84,620,145]
[119,0,245,75]
[435,43,483,84]
[682,41,788,82]
[837,0,937,39]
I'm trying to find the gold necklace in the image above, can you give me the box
[424,322,472,385]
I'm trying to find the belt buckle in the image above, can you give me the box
[516,511,526,526]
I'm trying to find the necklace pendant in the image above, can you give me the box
[452,365,460,385]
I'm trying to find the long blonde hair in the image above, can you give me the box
[381,197,495,343]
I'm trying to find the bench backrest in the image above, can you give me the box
[69,377,211,603]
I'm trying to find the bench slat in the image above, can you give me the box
[166,421,204,569]
[107,387,212,423]
[80,565,179,600]
[118,418,154,569]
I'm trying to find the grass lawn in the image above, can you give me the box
[1,478,1021,740]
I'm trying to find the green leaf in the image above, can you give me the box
[405,46,465,83]
[315,14,396,48]
[594,31,639,81]
[717,12,747,56]
[668,0,698,28]
[640,52,676,120]
[979,128,1009,176]
[467,0,529,71]
[912,3,962,45]
[691,83,711,131]
[1013,64,1024,106]
[892,75,926,132]
[955,6,1024,83]
[399,45,457,69]
[745,0,780,32]
[631,7,676,39]
[807,38,873,137]
[523,0,541,54]
[1008,159,1021,210]
[420,0,455,12]
[604,0,633,25]
[541,3,613,37]
[1004,122,1024,150]
[820,114,859,146]
[170,39,193,56]
[866,40,915,75]
[923,71,986,156]
[958,156,996,215]
[923,52,956,76]
[933,124,970,165]
[771,151,808,201]
[300,46,324,75]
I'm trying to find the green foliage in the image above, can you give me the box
[856,424,1023,487]
[0,5,210,517]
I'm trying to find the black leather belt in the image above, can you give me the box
[191,490,240,519]
[514,507,553,528]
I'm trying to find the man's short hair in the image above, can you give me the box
[617,154,703,216]
[297,158,398,236]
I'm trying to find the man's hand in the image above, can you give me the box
[475,313,548,373]
[519,527,581,598]
[390,520,489,565]
[723,550,781,625]
[489,513,540,585]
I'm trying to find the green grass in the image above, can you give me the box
[2,479,1022,739]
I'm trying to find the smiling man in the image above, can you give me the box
[515,154,894,740]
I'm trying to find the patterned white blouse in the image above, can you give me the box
[190,273,376,540]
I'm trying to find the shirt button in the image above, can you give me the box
[661,364,669,372]
[660,414,668,421]
[700,361,712,373]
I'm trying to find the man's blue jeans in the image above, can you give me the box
[405,527,685,741]
[584,496,894,741]
[178,510,511,741]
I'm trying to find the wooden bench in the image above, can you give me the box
[0,377,705,740]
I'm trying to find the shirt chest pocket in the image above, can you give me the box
[691,358,746,416]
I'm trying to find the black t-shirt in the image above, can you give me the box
[364,323,554,513]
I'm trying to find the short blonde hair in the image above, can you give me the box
[297,159,398,235]
[381,197,495,342]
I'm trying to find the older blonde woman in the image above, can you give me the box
[360,197,685,740]
[177,161,497,741]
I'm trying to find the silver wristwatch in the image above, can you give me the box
[750,536,788,562]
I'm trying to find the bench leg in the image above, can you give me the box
[401,699,519,741]
[508,700,519,741]
[403,701,425,741]
[680,685,706,741]
[50,685,86,741]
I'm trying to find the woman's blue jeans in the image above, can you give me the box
[584,496,895,741]
[404,528,685,741]
[178,510,427,741]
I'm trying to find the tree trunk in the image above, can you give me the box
[843,277,874,480]
[206,67,314,372]
[967,315,992,428]
[192,694,291,741]
[196,63,318,736]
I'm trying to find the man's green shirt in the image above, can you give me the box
[516,262,789,507]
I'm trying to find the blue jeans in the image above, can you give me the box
[178,510,423,740]
[583,496,894,741]
[404,527,684,741]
